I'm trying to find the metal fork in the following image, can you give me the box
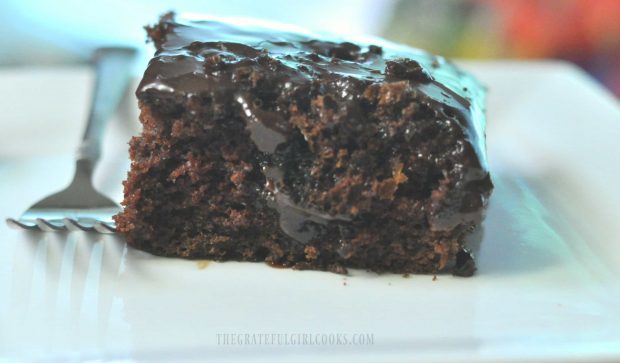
[6,47,137,233]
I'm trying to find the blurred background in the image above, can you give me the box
[0,0,618,97]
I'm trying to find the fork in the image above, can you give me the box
[6,47,137,233]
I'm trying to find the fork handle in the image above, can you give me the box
[76,47,137,166]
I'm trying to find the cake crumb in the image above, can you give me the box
[304,246,319,260]
[197,260,210,269]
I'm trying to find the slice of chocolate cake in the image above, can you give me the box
[114,13,493,276]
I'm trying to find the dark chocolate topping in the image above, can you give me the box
[139,14,487,166]
[452,248,477,277]
[138,13,490,252]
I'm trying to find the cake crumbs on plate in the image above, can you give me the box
[196,260,210,269]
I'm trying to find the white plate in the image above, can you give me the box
[1,61,620,363]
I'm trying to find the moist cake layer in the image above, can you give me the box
[115,13,493,276]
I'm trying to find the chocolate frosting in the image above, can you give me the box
[137,13,490,242]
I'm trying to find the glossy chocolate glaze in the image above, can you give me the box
[138,13,490,244]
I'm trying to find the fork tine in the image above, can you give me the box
[6,218,40,231]
[94,221,116,234]
[63,218,95,232]
[35,218,66,232]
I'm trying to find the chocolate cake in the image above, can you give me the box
[114,13,493,276]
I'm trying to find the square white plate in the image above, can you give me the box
[1,61,619,363]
